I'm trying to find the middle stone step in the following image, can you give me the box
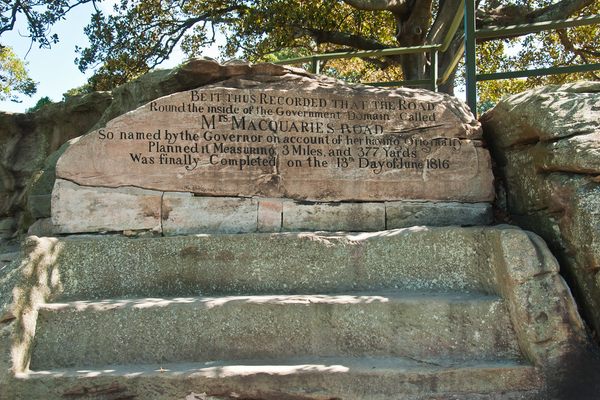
[30,291,522,370]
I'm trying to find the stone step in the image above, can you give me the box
[30,291,522,370]
[38,227,499,301]
[16,357,543,400]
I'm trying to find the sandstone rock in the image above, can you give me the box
[92,59,290,130]
[0,92,113,237]
[25,139,75,221]
[385,201,492,228]
[0,59,293,238]
[257,198,284,232]
[49,189,496,235]
[27,218,55,237]
[482,81,600,337]
[27,194,51,219]
[482,81,600,148]
[51,179,162,233]
[0,226,589,399]
[0,218,15,239]
[535,132,600,174]
[2,59,494,238]
[55,60,493,203]
[162,193,258,235]
[282,201,385,231]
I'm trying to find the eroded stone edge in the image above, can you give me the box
[490,227,588,366]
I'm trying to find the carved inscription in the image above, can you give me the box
[114,90,456,174]
[57,86,494,201]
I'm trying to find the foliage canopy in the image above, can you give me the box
[0,0,101,102]
[0,46,36,102]
[476,0,600,103]
[78,0,600,101]
[0,0,598,103]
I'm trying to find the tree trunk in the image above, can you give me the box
[400,54,428,81]
[393,0,434,81]
[438,50,457,95]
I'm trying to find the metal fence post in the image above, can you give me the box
[430,49,439,92]
[311,57,321,74]
[464,0,477,115]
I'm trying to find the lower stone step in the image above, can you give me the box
[14,357,543,400]
[30,291,522,370]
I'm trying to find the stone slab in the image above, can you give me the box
[282,201,385,231]
[162,193,258,235]
[32,225,577,368]
[11,358,543,400]
[51,179,162,233]
[2,226,588,399]
[385,201,492,228]
[19,228,500,301]
[257,198,283,232]
[55,61,493,203]
[31,292,519,369]
[48,183,493,234]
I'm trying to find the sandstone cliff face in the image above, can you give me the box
[482,81,600,337]
[0,93,113,242]
[0,59,288,240]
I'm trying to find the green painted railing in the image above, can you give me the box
[273,44,444,92]
[273,0,600,116]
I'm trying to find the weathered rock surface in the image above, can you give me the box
[42,60,494,234]
[0,93,112,238]
[49,178,491,234]
[51,179,163,233]
[481,81,600,338]
[386,200,492,228]
[55,61,492,204]
[0,226,590,399]
[162,193,258,235]
[0,58,302,239]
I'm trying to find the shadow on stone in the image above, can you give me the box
[544,343,600,400]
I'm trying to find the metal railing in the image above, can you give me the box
[271,0,465,94]
[273,0,600,116]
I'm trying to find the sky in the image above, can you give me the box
[0,2,221,113]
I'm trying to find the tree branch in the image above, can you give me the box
[580,48,600,57]
[477,0,596,26]
[0,1,20,35]
[341,0,408,12]
[398,0,433,45]
[557,29,600,61]
[427,0,461,44]
[528,0,596,22]
[299,27,392,50]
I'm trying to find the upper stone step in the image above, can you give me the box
[30,227,502,302]
[30,291,521,370]
[15,357,542,400]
